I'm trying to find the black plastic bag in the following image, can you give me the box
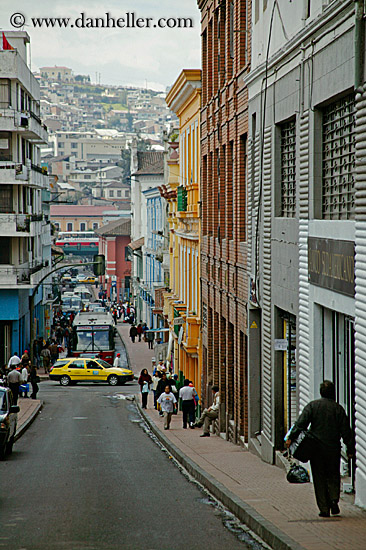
[289,430,316,463]
[286,464,310,484]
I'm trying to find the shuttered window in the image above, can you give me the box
[280,119,296,217]
[322,94,355,220]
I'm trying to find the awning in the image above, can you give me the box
[128,237,144,250]
[166,331,174,360]
[146,328,169,332]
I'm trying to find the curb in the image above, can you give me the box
[137,403,306,550]
[15,401,43,442]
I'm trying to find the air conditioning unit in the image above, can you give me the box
[20,115,29,128]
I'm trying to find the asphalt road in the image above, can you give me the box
[0,380,265,550]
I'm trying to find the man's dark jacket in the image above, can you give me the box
[291,397,353,453]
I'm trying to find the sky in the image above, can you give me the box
[1,0,201,90]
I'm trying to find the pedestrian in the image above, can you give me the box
[195,385,220,437]
[285,380,353,518]
[156,373,174,416]
[21,349,29,366]
[7,364,22,404]
[138,368,153,409]
[19,363,30,398]
[129,324,138,343]
[146,330,154,349]
[152,370,161,409]
[157,359,166,374]
[49,340,59,365]
[113,309,118,326]
[40,345,51,374]
[29,362,39,400]
[157,384,177,430]
[179,379,197,429]
[113,353,121,368]
[7,352,21,371]
[137,323,143,342]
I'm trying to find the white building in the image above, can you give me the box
[129,141,165,325]
[246,0,365,507]
[0,31,52,360]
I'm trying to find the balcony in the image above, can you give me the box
[0,161,48,188]
[0,260,46,288]
[0,213,29,236]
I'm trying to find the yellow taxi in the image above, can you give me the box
[49,357,134,386]
[81,276,96,284]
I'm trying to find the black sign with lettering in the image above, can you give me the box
[308,237,355,297]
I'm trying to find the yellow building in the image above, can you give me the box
[164,70,202,401]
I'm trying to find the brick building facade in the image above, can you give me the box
[198,0,250,443]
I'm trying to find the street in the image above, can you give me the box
[0,380,265,550]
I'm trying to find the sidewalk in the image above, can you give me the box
[15,397,42,441]
[118,323,366,550]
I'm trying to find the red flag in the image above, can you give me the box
[2,33,14,51]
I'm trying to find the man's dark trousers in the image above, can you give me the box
[9,382,20,405]
[310,445,341,514]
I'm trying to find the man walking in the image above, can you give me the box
[129,324,138,343]
[286,380,353,518]
[179,379,197,429]
[195,385,220,437]
[157,385,177,430]
[7,364,22,404]
[7,352,21,371]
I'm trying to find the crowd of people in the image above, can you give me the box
[2,350,40,404]
[137,359,220,436]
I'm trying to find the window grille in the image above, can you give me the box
[322,94,355,220]
[280,120,296,217]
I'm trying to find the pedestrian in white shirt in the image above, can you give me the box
[113,353,121,368]
[7,352,21,371]
[179,379,197,429]
[157,385,177,430]
[195,385,220,437]
[19,364,29,398]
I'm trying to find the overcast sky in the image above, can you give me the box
[1,0,201,90]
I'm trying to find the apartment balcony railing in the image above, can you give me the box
[0,260,46,286]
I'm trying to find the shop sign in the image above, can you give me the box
[308,237,355,297]
[173,317,184,325]
[274,339,288,351]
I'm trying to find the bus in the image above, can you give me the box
[71,311,115,365]
[55,231,99,256]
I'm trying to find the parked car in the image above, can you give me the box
[0,386,19,460]
[49,358,134,386]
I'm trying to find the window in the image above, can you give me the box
[280,119,296,217]
[0,185,13,213]
[117,190,122,197]
[71,142,78,149]
[0,238,11,263]
[85,175,91,180]
[93,222,98,229]
[67,222,73,231]
[69,360,85,369]
[58,142,64,148]
[54,222,60,231]
[125,246,131,261]
[109,190,114,198]
[80,222,86,231]
[322,94,355,220]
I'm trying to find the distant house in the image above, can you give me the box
[95,218,132,301]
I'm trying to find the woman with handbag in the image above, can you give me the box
[29,362,40,400]
[138,368,152,409]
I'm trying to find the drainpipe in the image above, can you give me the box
[355,0,365,90]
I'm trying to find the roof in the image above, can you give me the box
[128,237,144,250]
[50,205,117,217]
[132,152,164,176]
[95,218,131,237]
